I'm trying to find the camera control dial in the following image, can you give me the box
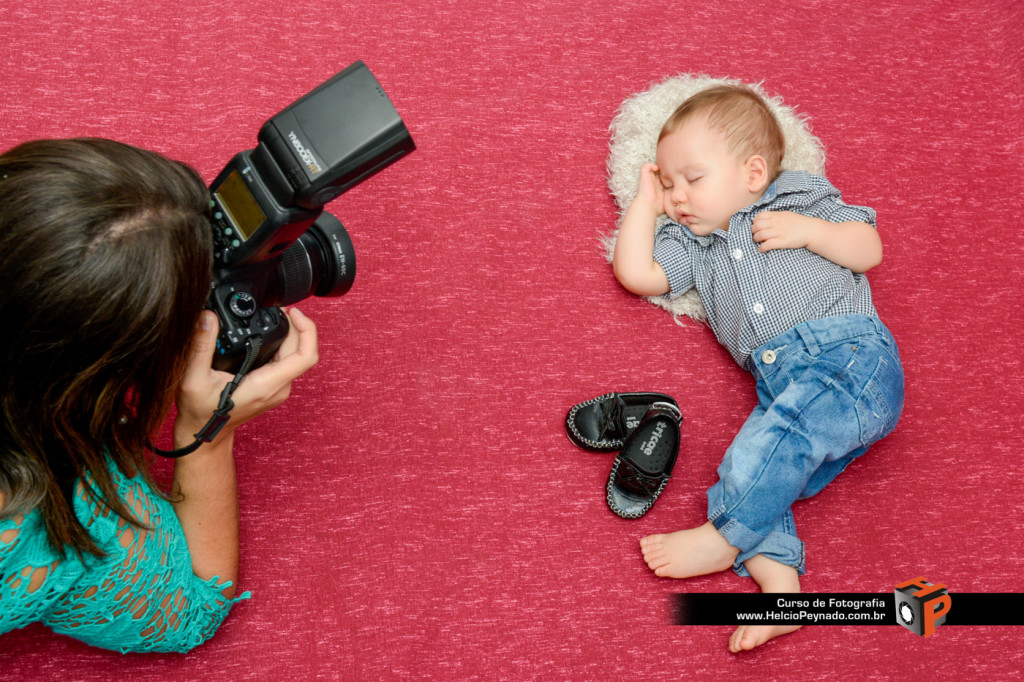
[229,291,257,318]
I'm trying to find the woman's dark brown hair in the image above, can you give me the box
[0,138,213,557]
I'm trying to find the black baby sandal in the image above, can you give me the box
[565,392,679,452]
[606,402,683,519]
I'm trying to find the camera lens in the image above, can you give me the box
[272,213,356,306]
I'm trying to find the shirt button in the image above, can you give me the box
[762,349,777,364]
[753,302,765,315]
[732,248,743,260]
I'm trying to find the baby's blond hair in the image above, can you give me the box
[659,84,785,181]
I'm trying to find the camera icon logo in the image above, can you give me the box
[894,577,951,637]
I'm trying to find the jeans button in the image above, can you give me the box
[762,349,777,364]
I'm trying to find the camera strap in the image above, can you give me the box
[150,336,263,458]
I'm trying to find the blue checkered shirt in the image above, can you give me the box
[652,170,878,369]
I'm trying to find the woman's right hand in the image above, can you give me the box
[173,307,318,447]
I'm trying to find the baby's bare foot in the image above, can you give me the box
[639,521,739,579]
[729,553,803,652]
[729,623,802,652]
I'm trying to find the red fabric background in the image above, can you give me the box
[2,0,1022,678]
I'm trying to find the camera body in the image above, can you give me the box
[208,61,414,372]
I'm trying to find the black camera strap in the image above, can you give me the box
[150,336,263,458]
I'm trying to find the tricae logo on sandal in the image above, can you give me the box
[642,422,666,456]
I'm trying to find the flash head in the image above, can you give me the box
[257,61,415,209]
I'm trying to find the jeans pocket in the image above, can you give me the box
[855,354,905,446]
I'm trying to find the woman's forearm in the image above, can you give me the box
[170,430,239,598]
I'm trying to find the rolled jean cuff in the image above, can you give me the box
[709,505,765,553]
[708,505,806,577]
[732,531,806,578]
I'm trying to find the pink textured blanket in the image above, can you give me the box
[2,0,1022,677]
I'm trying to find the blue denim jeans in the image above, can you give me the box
[706,314,904,577]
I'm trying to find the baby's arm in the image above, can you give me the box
[612,163,671,296]
[751,211,882,273]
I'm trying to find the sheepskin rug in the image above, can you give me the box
[604,75,826,322]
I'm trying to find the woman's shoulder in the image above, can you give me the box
[0,461,167,637]
[0,502,71,634]
[1,500,67,573]
[0,459,147,583]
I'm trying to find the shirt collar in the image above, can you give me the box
[738,177,781,215]
[665,219,716,246]
[759,178,780,205]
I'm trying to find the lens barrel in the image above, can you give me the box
[273,212,356,306]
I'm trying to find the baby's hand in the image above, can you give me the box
[635,163,664,214]
[751,211,814,252]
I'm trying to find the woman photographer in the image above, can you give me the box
[0,138,317,652]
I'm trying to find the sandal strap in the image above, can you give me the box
[614,455,668,495]
[645,401,682,424]
[606,458,671,519]
[596,394,628,440]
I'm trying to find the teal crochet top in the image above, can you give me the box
[0,460,249,653]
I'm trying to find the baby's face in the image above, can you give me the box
[655,118,760,235]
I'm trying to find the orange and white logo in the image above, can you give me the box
[894,577,951,637]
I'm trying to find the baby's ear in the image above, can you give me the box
[744,155,770,193]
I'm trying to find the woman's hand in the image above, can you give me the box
[174,307,319,447]
[169,307,318,593]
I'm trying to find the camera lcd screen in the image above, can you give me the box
[215,170,266,240]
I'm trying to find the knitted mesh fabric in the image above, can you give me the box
[603,75,826,322]
[0,461,249,652]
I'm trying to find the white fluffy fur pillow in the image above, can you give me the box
[604,75,826,322]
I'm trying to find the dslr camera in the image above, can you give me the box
[208,61,414,373]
